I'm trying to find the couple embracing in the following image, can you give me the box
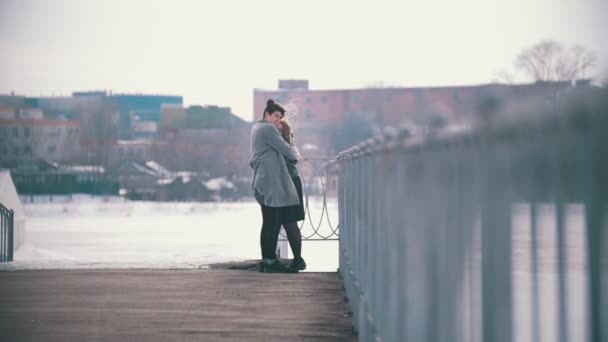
[249,99,307,273]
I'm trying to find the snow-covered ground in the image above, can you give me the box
[2,195,339,272]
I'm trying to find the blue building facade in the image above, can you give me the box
[112,94,183,140]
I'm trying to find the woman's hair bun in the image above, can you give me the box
[266,99,276,107]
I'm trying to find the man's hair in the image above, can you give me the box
[263,99,286,118]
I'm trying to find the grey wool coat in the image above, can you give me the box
[249,119,302,207]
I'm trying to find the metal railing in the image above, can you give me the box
[0,202,14,263]
[337,95,607,341]
[276,157,340,258]
[278,158,340,240]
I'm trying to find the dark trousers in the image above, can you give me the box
[260,205,282,260]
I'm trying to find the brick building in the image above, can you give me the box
[35,91,182,166]
[253,79,581,155]
[256,80,579,125]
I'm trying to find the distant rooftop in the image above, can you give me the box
[278,79,309,90]
[255,79,593,93]
[72,91,182,98]
[73,91,107,97]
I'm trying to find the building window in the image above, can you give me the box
[353,95,359,103]
[24,127,30,137]
[48,127,61,137]
[48,146,56,154]
[452,91,461,106]
[306,96,311,104]
[0,146,6,156]
[24,145,32,155]
[13,127,19,137]
[13,146,19,155]
[387,94,392,102]
[415,89,425,112]
[321,96,327,104]
[305,109,313,119]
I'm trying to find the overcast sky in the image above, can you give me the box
[1,0,606,121]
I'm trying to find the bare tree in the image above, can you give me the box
[515,40,596,82]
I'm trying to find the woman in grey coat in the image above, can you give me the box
[249,99,302,272]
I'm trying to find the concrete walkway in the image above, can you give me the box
[0,269,355,341]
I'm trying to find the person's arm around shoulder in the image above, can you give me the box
[291,144,303,162]
[260,124,302,161]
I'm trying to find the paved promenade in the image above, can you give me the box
[0,267,355,341]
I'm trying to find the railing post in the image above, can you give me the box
[1,210,4,263]
[0,204,14,263]
[276,228,289,260]
[8,209,14,262]
[582,110,607,342]
[479,136,513,342]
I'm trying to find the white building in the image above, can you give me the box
[0,118,81,164]
[0,170,25,249]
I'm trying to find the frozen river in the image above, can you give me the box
[1,196,339,272]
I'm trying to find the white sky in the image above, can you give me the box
[1,0,606,121]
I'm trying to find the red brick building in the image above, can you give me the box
[254,79,573,126]
[253,79,578,156]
